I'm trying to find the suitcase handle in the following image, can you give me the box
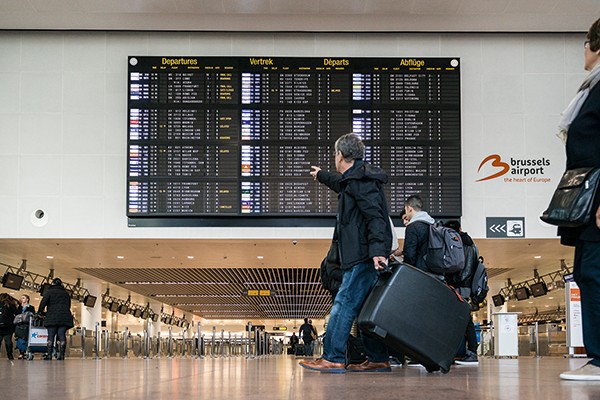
[378,261,394,276]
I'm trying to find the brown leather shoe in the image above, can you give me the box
[346,360,391,372]
[299,357,346,373]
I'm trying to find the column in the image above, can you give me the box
[149,303,162,337]
[80,281,103,330]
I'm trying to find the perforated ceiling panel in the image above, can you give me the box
[78,267,332,320]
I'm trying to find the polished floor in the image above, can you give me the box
[1,355,600,400]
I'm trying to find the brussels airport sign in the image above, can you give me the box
[476,154,552,184]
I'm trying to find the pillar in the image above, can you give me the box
[80,281,102,330]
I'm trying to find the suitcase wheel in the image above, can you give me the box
[26,353,34,361]
[440,366,450,374]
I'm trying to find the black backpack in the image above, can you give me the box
[319,239,343,294]
[449,242,479,288]
[446,239,489,305]
[470,261,489,305]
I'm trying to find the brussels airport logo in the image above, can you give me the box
[476,154,552,183]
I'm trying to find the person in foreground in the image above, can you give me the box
[558,18,600,381]
[300,133,393,373]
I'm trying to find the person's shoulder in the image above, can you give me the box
[459,231,475,246]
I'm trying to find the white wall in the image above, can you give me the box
[0,31,586,240]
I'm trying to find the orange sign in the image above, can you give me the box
[570,287,581,301]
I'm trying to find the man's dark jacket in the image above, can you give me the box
[39,285,74,328]
[403,221,429,272]
[317,160,392,270]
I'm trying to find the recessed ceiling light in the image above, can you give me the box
[534,256,541,259]
[257,256,264,259]
[187,256,194,259]
[46,256,54,259]
[528,301,533,304]
[548,297,554,300]
[117,256,124,259]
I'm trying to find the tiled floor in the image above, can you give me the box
[1,355,599,400]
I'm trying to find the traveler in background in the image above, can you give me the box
[0,293,19,360]
[38,278,74,361]
[558,17,600,381]
[308,319,318,355]
[299,318,315,356]
[15,294,35,359]
[289,332,299,353]
[301,133,392,373]
[444,220,479,365]
[402,195,443,280]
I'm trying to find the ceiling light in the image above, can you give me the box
[187,256,194,259]
[46,256,54,259]
[534,256,541,259]
[257,256,264,259]
[117,256,124,259]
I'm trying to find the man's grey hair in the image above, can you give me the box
[335,133,365,162]
[405,195,424,211]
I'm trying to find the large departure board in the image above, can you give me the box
[127,56,461,226]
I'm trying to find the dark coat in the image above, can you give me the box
[299,322,316,343]
[317,160,392,270]
[18,304,36,314]
[403,220,430,272]
[38,285,74,328]
[0,302,18,335]
[560,82,600,243]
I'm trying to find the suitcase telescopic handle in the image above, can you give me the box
[378,261,394,277]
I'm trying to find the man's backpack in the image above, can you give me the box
[425,222,465,274]
[470,261,489,305]
[319,239,342,294]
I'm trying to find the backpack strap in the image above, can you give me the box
[446,284,467,303]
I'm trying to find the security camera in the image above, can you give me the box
[292,240,298,245]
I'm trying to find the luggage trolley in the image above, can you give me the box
[25,315,49,360]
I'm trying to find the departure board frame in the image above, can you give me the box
[127,56,462,227]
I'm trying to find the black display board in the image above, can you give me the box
[127,56,461,227]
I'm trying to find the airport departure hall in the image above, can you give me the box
[1,2,600,399]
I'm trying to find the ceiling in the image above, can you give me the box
[0,237,575,322]
[0,0,595,32]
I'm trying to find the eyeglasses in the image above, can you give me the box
[584,40,591,48]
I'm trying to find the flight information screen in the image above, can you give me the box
[127,56,461,226]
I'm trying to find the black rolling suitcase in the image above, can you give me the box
[295,344,306,356]
[357,262,471,373]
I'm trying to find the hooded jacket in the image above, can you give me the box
[403,211,436,274]
[317,160,392,270]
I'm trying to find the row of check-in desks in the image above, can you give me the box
[0,326,284,359]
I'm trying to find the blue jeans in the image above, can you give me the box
[574,240,600,367]
[323,260,389,363]
[47,326,69,345]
